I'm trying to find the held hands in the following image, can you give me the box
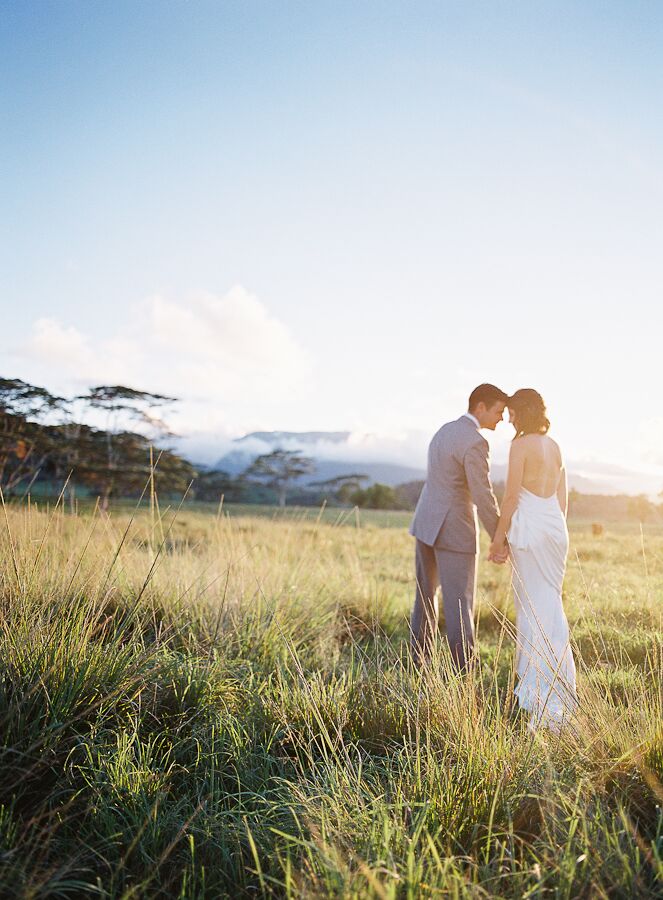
[488,537,509,565]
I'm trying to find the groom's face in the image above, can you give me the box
[481,401,506,431]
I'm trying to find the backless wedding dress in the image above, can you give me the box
[507,441,577,731]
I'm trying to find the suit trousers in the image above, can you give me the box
[411,539,478,670]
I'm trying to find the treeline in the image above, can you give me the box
[196,453,412,509]
[566,489,663,523]
[0,379,195,507]
[4,376,661,517]
[0,377,410,510]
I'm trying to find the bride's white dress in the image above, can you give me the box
[507,487,577,731]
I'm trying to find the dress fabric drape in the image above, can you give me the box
[508,488,577,730]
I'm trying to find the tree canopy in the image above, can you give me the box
[243,449,315,507]
[0,376,194,504]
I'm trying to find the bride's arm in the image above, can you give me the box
[557,465,568,517]
[489,440,525,557]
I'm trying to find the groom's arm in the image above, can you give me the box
[464,439,500,539]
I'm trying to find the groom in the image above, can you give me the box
[409,383,509,670]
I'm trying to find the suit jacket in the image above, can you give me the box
[409,415,500,552]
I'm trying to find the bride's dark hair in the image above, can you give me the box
[508,389,550,438]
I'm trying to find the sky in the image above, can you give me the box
[2,1,663,487]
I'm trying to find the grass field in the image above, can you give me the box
[0,498,661,897]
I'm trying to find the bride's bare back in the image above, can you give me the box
[490,429,569,558]
[519,434,565,501]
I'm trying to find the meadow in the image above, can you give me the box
[0,497,661,898]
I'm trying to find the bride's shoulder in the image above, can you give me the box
[542,433,564,464]
[508,436,528,457]
[512,433,557,455]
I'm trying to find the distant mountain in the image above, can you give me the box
[213,430,424,485]
[306,460,425,487]
[235,431,351,446]
[189,429,662,497]
[211,448,259,476]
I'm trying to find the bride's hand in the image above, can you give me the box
[489,538,508,564]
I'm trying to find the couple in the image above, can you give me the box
[409,383,577,731]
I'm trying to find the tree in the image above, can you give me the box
[350,482,401,510]
[80,384,175,432]
[71,427,195,503]
[77,385,177,509]
[194,469,246,503]
[243,449,315,507]
[0,378,68,492]
[0,376,195,505]
[627,494,653,522]
[309,473,369,504]
[393,480,424,510]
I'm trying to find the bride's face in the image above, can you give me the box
[508,407,517,429]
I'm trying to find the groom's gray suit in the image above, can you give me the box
[409,414,500,669]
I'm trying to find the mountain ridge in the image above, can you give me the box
[203,430,642,494]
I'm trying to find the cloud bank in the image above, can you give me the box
[11,286,313,436]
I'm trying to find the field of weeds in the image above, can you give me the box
[0,498,661,897]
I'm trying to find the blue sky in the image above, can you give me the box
[2,1,663,484]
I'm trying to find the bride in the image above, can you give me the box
[489,389,577,732]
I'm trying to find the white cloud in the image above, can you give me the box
[633,417,663,468]
[28,318,96,370]
[17,318,145,388]
[145,288,303,372]
[172,427,432,468]
[11,286,313,434]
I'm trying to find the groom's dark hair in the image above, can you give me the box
[468,383,509,411]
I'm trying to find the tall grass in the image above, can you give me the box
[0,497,660,897]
